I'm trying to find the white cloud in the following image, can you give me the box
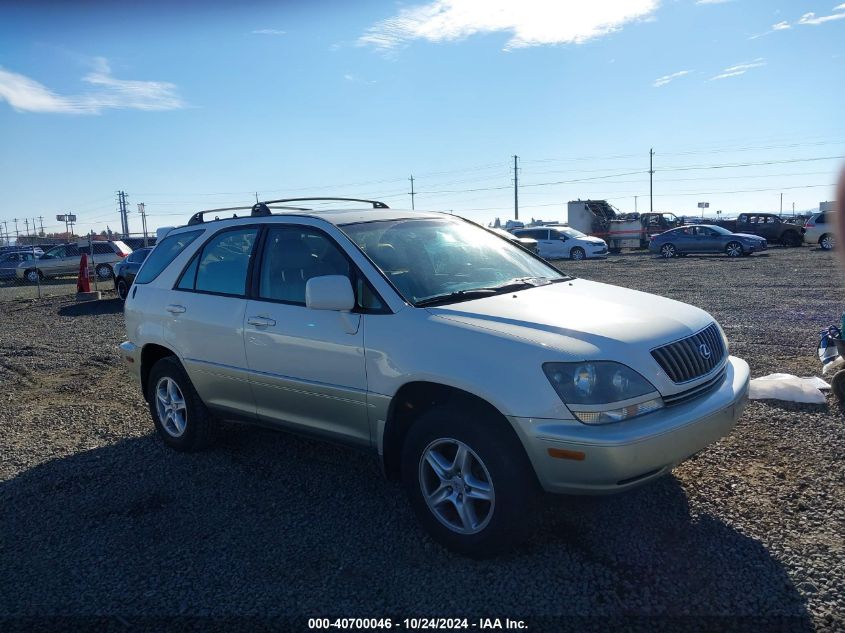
[772,20,791,30]
[252,28,286,35]
[696,0,732,4]
[0,57,184,114]
[709,58,766,81]
[653,69,691,87]
[797,9,845,25]
[358,0,660,51]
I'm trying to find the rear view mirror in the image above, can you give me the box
[305,275,355,311]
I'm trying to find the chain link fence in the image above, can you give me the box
[0,234,156,302]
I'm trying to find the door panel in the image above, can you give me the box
[165,293,255,417]
[244,301,369,445]
[243,224,370,446]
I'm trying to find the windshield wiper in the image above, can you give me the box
[415,278,545,307]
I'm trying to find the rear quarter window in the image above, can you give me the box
[134,230,203,285]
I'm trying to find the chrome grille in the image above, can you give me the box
[651,323,726,383]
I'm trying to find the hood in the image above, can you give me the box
[733,232,764,241]
[581,236,607,245]
[426,279,712,359]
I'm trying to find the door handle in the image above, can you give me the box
[247,316,276,327]
[166,304,186,314]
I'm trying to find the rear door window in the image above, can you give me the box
[135,230,203,285]
[194,229,258,296]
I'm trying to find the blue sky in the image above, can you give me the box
[0,0,843,237]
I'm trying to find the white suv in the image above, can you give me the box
[803,212,835,250]
[120,198,749,556]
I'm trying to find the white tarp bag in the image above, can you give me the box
[748,373,830,404]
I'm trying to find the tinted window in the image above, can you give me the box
[176,255,199,290]
[94,243,113,255]
[135,230,203,285]
[817,214,828,225]
[195,229,258,296]
[259,226,351,304]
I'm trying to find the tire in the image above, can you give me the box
[24,268,42,284]
[147,356,217,452]
[570,247,586,261]
[401,404,538,558]
[820,234,836,251]
[725,241,743,257]
[95,263,113,280]
[660,243,677,258]
[781,231,801,247]
[116,277,129,301]
[832,371,845,401]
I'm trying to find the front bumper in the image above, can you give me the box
[510,355,750,494]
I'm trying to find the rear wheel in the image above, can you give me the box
[725,241,743,257]
[401,404,537,557]
[95,263,113,280]
[24,268,42,283]
[570,247,586,261]
[781,230,801,247]
[660,243,677,258]
[821,234,836,251]
[147,356,217,451]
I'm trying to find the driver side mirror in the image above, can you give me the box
[306,275,355,311]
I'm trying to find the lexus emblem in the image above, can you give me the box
[699,343,712,359]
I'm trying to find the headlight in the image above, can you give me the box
[543,361,663,425]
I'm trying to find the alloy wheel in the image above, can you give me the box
[419,438,495,535]
[26,269,40,283]
[571,248,585,261]
[822,235,835,250]
[660,244,675,258]
[726,242,743,257]
[155,376,188,437]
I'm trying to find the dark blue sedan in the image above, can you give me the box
[649,224,767,258]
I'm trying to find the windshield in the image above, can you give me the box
[342,218,567,305]
[556,227,586,238]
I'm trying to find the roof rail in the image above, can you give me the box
[187,197,389,226]
[254,197,390,214]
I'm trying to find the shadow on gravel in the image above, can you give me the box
[0,428,813,631]
[57,298,123,317]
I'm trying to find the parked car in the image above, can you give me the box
[0,250,37,280]
[16,240,132,283]
[709,213,804,247]
[513,226,608,260]
[803,212,835,250]
[650,224,767,258]
[489,228,539,254]
[120,201,749,556]
[114,247,153,300]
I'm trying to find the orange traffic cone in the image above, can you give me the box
[77,253,91,293]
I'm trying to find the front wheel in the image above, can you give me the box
[116,277,129,301]
[401,405,537,557]
[95,263,113,280]
[821,234,836,251]
[147,356,217,451]
[24,268,42,283]
[570,247,586,261]
[660,244,677,258]
[725,241,744,257]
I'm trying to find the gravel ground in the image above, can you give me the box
[0,246,843,632]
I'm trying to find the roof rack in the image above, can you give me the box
[187,197,390,226]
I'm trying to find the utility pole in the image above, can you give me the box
[649,148,655,214]
[634,196,638,213]
[780,193,783,217]
[13,218,19,240]
[513,155,520,220]
[409,175,416,210]
[37,216,44,235]
[117,191,129,237]
[138,203,148,246]
[24,219,30,238]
